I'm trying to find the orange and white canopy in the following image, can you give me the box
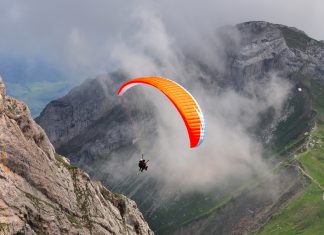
[118,76,206,148]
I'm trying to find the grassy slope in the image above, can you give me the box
[255,80,324,235]
[6,81,72,117]
[152,180,259,235]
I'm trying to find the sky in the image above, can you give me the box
[0,0,323,80]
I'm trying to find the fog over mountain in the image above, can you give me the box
[37,18,324,233]
[99,12,292,194]
[1,1,322,117]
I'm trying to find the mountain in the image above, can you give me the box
[0,56,73,116]
[36,21,324,234]
[5,80,72,118]
[0,78,153,234]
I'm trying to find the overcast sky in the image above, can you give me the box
[0,0,323,79]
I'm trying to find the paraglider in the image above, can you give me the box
[117,76,206,148]
[138,154,149,172]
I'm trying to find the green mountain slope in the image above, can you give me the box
[254,80,324,235]
[6,80,72,116]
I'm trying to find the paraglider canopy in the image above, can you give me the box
[118,76,206,148]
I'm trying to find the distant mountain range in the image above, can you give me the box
[0,56,73,116]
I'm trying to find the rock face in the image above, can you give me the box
[0,79,153,234]
[36,74,155,164]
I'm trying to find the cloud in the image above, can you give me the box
[0,0,323,81]
[99,9,293,197]
[144,74,291,194]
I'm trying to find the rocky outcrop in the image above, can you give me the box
[0,77,5,114]
[0,79,153,234]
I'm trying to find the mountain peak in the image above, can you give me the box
[237,21,308,35]
[235,20,322,52]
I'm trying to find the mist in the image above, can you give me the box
[102,8,292,197]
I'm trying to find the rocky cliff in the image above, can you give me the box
[0,77,153,234]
